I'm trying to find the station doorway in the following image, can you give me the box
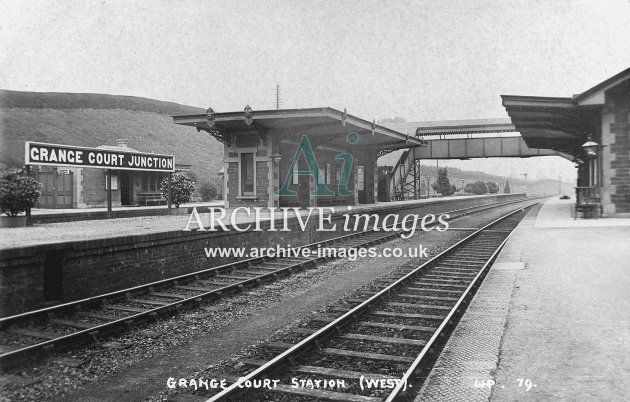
[35,167,74,209]
[119,170,133,206]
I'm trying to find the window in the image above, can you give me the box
[142,172,160,192]
[240,153,254,195]
[335,163,341,184]
[141,173,149,191]
[292,162,299,185]
[357,166,364,191]
[326,163,331,185]
[149,173,157,191]
[105,174,118,190]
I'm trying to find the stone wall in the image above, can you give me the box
[606,83,630,215]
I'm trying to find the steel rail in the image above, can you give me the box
[1,197,524,328]
[384,208,530,401]
[205,201,538,401]
[0,197,531,368]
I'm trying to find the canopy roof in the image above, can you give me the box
[172,107,426,150]
[502,67,630,156]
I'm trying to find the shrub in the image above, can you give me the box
[199,180,218,201]
[160,174,194,208]
[464,180,488,195]
[0,171,41,216]
[487,181,499,194]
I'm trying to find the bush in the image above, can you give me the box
[160,174,194,208]
[487,181,499,194]
[0,170,41,216]
[199,180,218,201]
[464,180,488,195]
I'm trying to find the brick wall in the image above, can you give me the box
[80,168,122,207]
[0,194,526,316]
[0,249,45,316]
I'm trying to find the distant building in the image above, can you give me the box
[33,139,191,209]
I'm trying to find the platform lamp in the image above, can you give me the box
[461,178,465,194]
[425,176,430,197]
[581,135,599,157]
[581,134,599,187]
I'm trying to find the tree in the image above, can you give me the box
[0,170,41,216]
[160,174,194,208]
[504,179,511,194]
[434,167,455,196]
[464,180,488,195]
[199,180,218,201]
[487,181,499,194]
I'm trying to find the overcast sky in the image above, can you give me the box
[1,0,629,181]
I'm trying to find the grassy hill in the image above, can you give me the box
[0,90,223,186]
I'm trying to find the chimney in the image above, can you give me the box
[116,138,128,148]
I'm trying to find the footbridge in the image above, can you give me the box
[380,118,573,201]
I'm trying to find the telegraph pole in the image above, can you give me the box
[275,84,282,109]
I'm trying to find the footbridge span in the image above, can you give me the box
[380,118,572,201]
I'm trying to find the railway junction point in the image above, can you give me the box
[418,196,630,401]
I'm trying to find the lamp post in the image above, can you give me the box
[521,173,528,195]
[426,176,430,198]
[581,135,599,187]
[461,178,465,194]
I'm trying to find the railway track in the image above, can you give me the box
[0,198,531,369]
[168,202,538,402]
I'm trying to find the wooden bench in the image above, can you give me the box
[138,192,165,206]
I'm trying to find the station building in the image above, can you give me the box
[503,67,630,217]
[33,139,190,209]
[173,107,426,209]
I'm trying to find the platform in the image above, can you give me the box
[0,194,512,250]
[0,194,523,317]
[417,197,630,401]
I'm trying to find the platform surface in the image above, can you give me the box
[0,194,507,249]
[418,197,630,401]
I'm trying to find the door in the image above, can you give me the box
[35,168,73,209]
[55,171,73,208]
[119,171,132,205]
[297,160,310,208]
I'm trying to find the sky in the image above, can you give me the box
[1,0,629,181]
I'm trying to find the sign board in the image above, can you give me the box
[25,141,175,172]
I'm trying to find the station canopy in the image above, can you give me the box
[172,107,426,151]
[501,67,630,157]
